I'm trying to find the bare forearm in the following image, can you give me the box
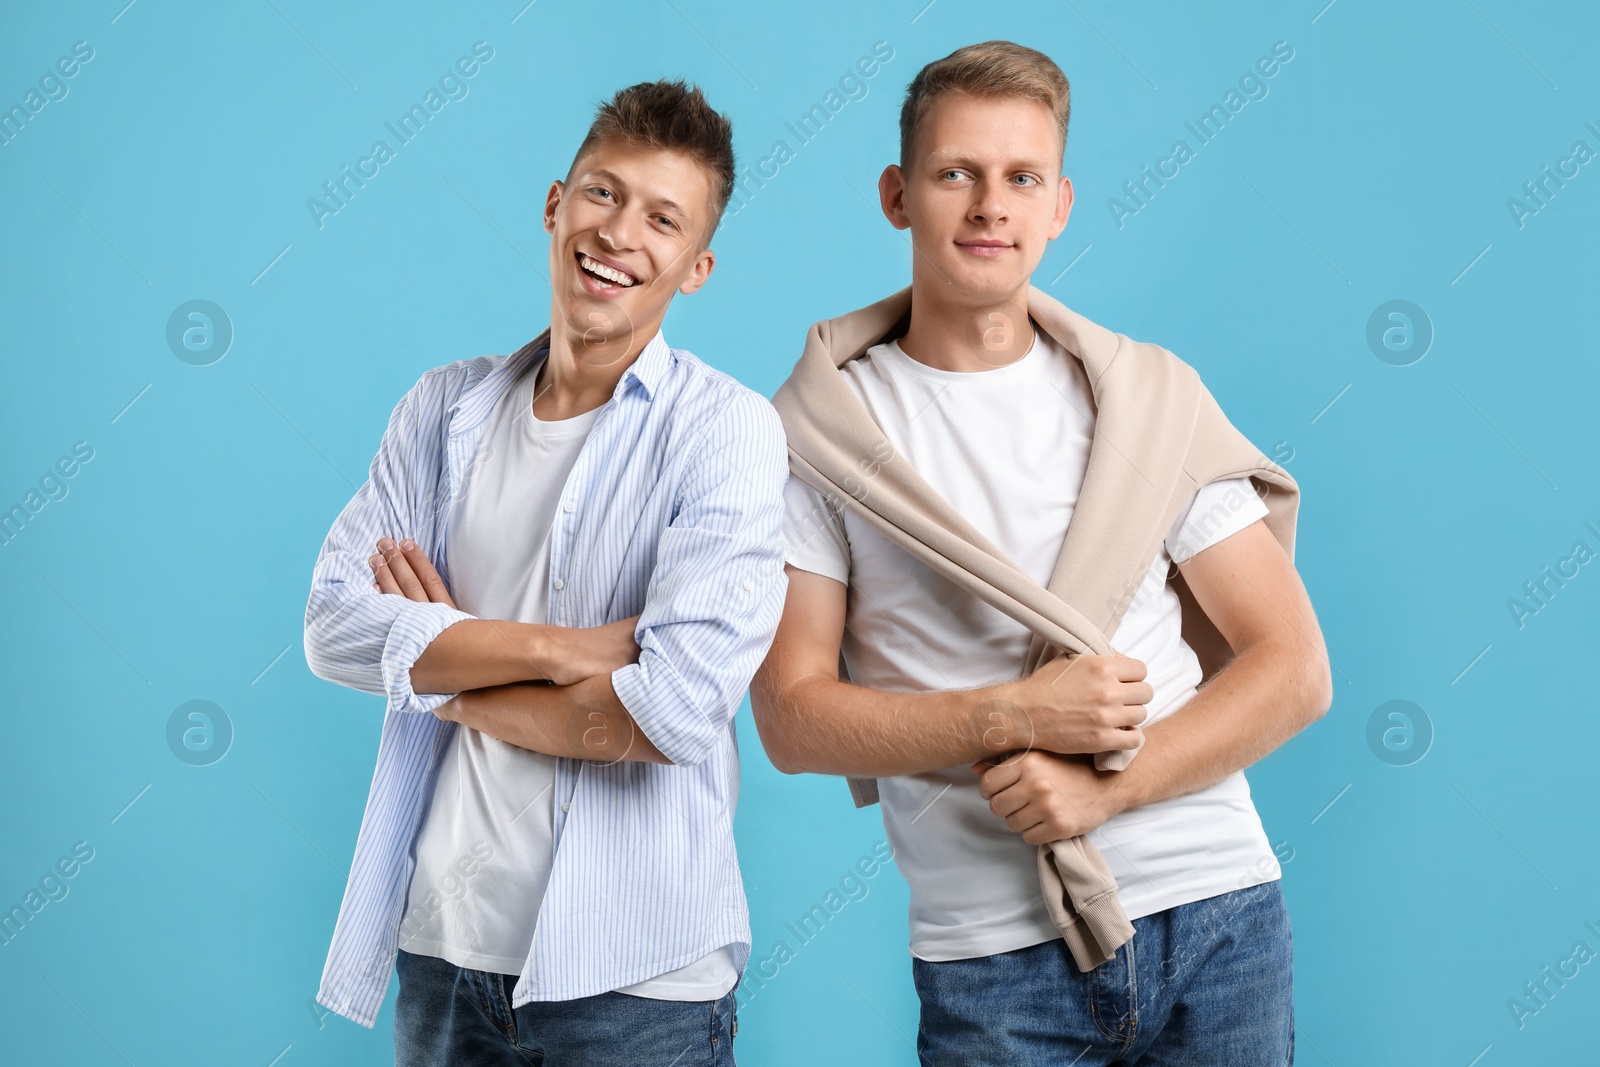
[409,618,558,694]
[754,672,1021,777]
[440,675,670,764]
[1110,639,1329,813]
[753,569,1147,779]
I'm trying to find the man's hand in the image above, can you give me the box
[972,749,1128,846]
[369,536,641,686]
[370,537,457,608]
[988,653,1154,758]
[539,616,641,687]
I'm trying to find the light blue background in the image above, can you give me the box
[3,1,1598,1063]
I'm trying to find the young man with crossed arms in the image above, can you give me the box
[752,42,1330,1065]
[304,81,785,1066]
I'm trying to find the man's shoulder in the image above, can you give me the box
[1037,289,1200,381]
[662,345,781,427]
[393,351,521,424]
[416,353,505,395]
[1099,318,1204,386]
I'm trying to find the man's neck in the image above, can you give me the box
[534,311,655,420]
[896,279,1035,373]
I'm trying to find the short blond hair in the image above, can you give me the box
[898,41,1070,169]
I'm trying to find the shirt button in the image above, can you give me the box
[561,801,571,813]
[741,579,753,591]
[553,578,565,591]
[563,502,575,513]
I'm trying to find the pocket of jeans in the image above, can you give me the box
[1088,941,1137,1040]
[710,987,737,1062]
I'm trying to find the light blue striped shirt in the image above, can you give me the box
[303,329,788,1028]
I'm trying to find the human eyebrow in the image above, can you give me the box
[926,154,1053,173]
[582,168,629,194]
[649,196,689,220]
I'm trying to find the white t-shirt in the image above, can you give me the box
[781,328,1280,962]
[399,357,738,998]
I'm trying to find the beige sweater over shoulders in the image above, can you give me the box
[770,284,1301,972]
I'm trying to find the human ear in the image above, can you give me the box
[878,164,910,231]
[543,180,563,234]
[1047,175,1074,240]
[678,248,715,296]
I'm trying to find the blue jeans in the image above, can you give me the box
[394,949,739,1066]
[912,880,1294,1066]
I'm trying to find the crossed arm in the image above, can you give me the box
[302,378,789,768]
[750,519,1333,845]
[367,536,669,764]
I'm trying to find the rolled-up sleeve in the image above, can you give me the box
[303,374,476,716]
[610,390,790,766]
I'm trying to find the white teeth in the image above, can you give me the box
[579,254,636,287]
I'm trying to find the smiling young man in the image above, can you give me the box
[751,42,1331,1065]
[302,80,787,1066]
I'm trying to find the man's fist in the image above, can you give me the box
[972,749,1127,845]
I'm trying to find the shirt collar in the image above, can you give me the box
[620,328,672,401]
[448,327,672,437]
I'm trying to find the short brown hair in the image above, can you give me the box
[898,41,1071,169]
[567,79,736,234]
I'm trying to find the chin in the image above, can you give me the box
[554,288,615,330]
[943,267,1026,302]
[554,284,595,319]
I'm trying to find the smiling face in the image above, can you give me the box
[544,138,718,362]
[880,92,1072,308]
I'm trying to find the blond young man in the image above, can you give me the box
[753,42,1329,1065]
[305,81,786,1066]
